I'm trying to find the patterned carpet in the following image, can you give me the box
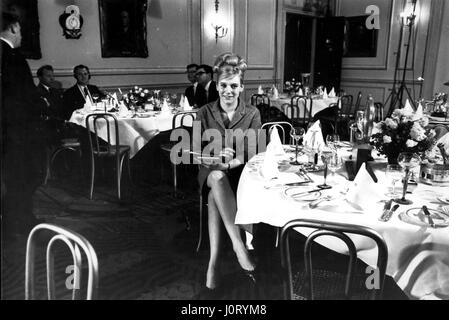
[1,166,408,300]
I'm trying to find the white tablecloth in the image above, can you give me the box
[69,110,174,158]
[235,150,449,300]
[270,96,339,118]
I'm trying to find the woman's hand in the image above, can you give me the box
[219,148,235,162]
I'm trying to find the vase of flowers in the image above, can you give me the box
[370,108,437,164]
[284,78,302,96]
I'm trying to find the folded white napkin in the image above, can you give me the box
[297,88,304,96]
[261,151,279,180]
[83,98,94,113]
[267,127,286,156]
[345,163,384,211]
[303,121,325,150]
[413,101,424,120]
[118,102,129,117]
[273,86,279,99]
[161,99,171,115]
[329,87,336,98]
[258,85,264,95]
[179,94,185,108]
[404,99,414,113]
[323,88,328,99]
[183,97,193,111]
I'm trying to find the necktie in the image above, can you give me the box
[194,85,207,108]
[83,87,91,103]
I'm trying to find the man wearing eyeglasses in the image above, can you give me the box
[194,64,219,109]
[184,63,198,107]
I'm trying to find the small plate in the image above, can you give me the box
[284,187,322,202]
[437,197,449,205]
[399,207,449,228]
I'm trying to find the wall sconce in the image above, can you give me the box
[211,0,228,43]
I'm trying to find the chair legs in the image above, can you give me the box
[44,145,82,185]
[89,155,95,200]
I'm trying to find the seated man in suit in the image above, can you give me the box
[37,65,65,146]
[62,64,106,120]
[194,64,219,108]
[184,63,198,107]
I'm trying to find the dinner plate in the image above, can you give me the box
[437,197,449,205]
[399,207,449,228]
[283,187,322,202]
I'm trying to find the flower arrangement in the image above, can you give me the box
[123,87,161,110]
[284,78,302,95]
[370,108,437,163]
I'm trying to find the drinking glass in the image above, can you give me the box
[385,164,404,198]
[328,151,343,183]
[290,127,305,165]
[395,152,421,204]
[326,134,340,150]
[318,147,334,189]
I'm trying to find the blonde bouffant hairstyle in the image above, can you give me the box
[213,52,248,84]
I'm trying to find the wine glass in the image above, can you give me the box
[328,151,343,183]
[385,164,404,198]
[326,134,340,150]
[290,127,305,165]
[318,147,334,189]
[395,152,421,205]
[91,93,100,104]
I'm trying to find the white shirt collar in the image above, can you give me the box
[41,83,50,91]
[0,37,14,49]
[204,80,212,92]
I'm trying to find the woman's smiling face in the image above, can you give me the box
[218,74,243,108]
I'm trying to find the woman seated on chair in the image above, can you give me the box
[195,52,261,290]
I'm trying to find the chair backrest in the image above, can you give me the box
[374,102,384,122]
[251,94,270,107]
[339,95,354,116]
[290,95,312,127]
[172,111,197,129]
[280,219,388,300]
[86,113,120,157]
[354,92,363,116]
[25,223,99,300]
[261,121,294,144]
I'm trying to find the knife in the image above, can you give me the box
[285,181,311,186]
[290,189,323,198]
[382,204,400,222]
[422,205,436,228]
[379,200,393,221]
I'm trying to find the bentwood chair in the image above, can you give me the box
[160,111,197,197]
[290,95,313,128]
[25,223,99,300]
[261,121,294,145]
[280,219,388,300]
[86,113,131,200]
[251,94,272,123]
[43,138,82,185]
[354,92,363,116]
[374,102,385,122]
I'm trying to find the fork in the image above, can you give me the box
[309,196,333,209]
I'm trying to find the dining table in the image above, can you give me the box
[69,108,176,158]
[269,95,339,119]
[235,146,449,300]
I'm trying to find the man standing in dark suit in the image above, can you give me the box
[194,64,219,109]
[1,12,45,237]
[62,65,106,120]
[184,63,198,107]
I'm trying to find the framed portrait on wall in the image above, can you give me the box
[343,16,378,58]
[3,0,41,59]
[99,0,148,58]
